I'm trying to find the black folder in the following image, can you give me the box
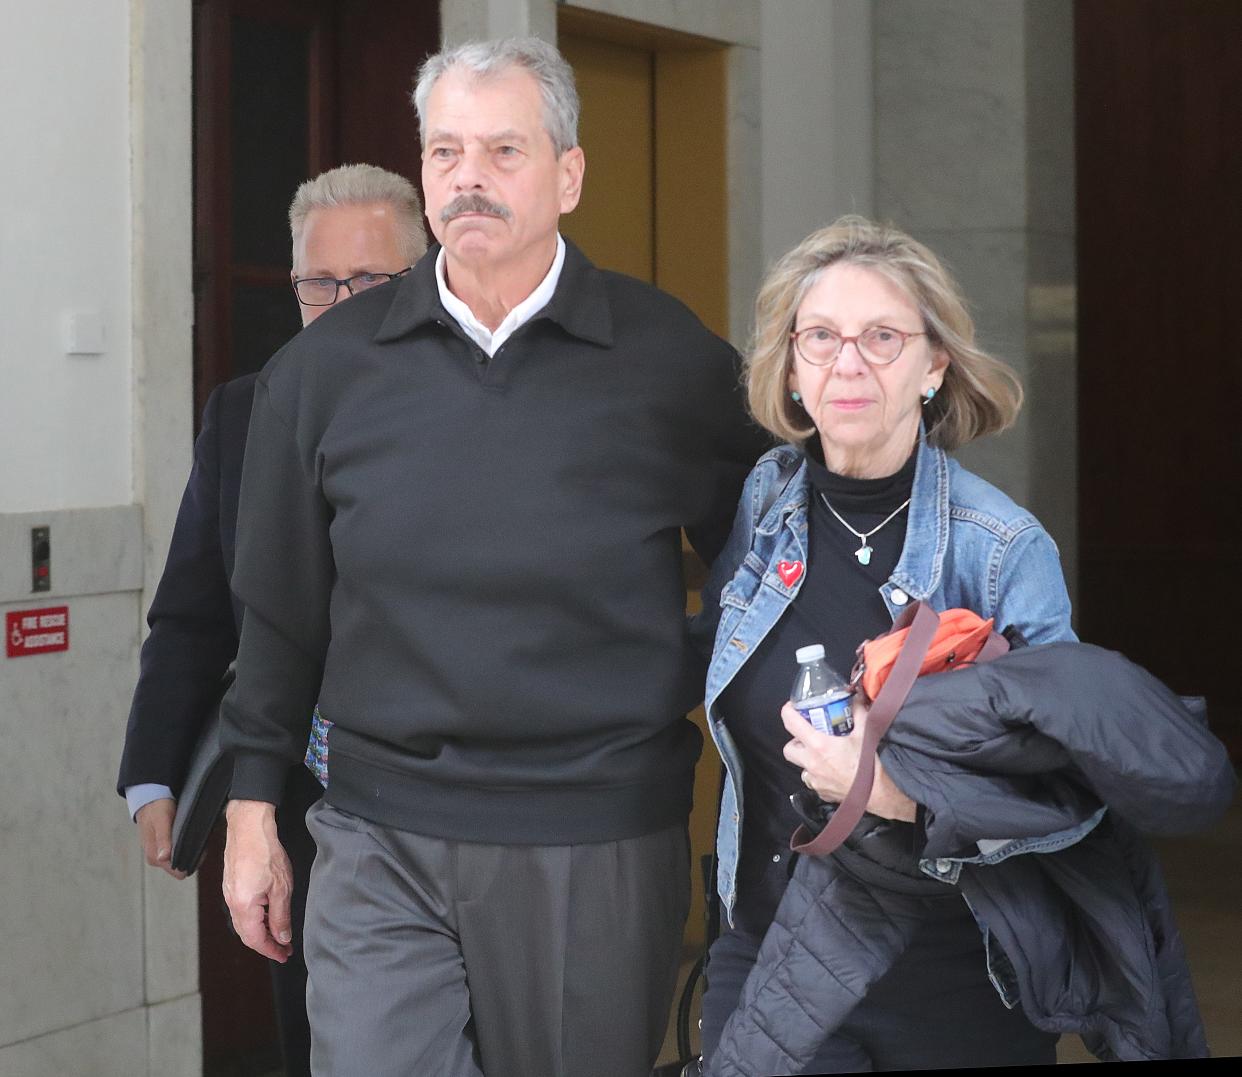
[170,672,235,875]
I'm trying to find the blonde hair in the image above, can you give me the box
[746,215,1022,451]
[289,163,428,264]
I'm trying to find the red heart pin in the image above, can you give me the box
[777,560,804,587]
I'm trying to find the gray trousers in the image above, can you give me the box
[303,800,690,1077]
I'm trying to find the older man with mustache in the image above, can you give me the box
[219,37,766,1077]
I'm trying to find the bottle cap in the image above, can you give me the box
[795,644,825,664]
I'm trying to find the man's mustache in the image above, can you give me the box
[440,194,513,224]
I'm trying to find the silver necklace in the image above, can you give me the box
[818,491,911,566]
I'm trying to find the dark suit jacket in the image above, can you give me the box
[116,374,257,795]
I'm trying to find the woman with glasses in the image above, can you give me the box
[695,216,1076,1070]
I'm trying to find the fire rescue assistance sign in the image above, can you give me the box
[6,606,70,657]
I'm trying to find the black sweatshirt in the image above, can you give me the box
[220,241,768,844]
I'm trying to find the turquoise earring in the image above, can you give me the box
[791,390,802,404]
[922,386,937,404]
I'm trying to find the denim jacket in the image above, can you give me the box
[698,438,1078,925]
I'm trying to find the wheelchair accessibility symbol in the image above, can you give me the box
[5,606,70,658]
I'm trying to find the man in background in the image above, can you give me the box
[117,162,427,1077]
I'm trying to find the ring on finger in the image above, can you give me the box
[801,770,814,789]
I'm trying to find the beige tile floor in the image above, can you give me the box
[1147,800,1242,1060]
[656,794,1242,1069]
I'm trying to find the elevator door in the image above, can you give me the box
[560,9,730,955]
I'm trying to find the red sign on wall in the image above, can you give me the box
[6,606,70,658]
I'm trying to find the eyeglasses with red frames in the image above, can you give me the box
[790,324,926,366]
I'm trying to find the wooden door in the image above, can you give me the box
[1075,0,1242,753]
[194,0,436,418]
[194,0,335,420]
[191,2,438,1069]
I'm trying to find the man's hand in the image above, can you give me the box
[136,798,187,880]
[223,799,294,963]
[781,700,917,822]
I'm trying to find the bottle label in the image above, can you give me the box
[796,690,854,736]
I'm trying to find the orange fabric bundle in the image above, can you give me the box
[853,608,997,703]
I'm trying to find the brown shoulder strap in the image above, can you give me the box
[791,602,941,856]
[975,629,1010,665]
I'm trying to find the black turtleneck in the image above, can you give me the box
[718,439,916,933]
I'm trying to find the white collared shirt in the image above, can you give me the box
[434,234,566,358]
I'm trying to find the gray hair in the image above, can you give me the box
[412,37,579,156]
[288,163,428,263]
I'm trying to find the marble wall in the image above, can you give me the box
[0,0,133,514]
[873,0,1078,599]
[131,0,196,622]
[0,0,199,1073]
[0,588,144,1046]
[0,506,200,1075]
[0,998,198,1077]
[760,0,874,265]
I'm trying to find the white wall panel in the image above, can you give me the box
[0,1,133,512]
[0,590,143,1045]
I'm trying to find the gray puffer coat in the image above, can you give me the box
[707,643,1235,1076]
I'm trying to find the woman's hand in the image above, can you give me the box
[781,699,918,822]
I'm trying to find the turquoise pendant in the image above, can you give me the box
[855,543,873,565]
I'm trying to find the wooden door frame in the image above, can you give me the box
[192,0,336,422]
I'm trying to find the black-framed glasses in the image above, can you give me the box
[790,324,926,367]
[292,268,411,306]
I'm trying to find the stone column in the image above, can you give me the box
[131,0,203,1073]
[873,0,1077,601]
[760,0,874,264]
[439,0,557,45]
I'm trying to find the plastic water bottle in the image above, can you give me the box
[791,644,854,736]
